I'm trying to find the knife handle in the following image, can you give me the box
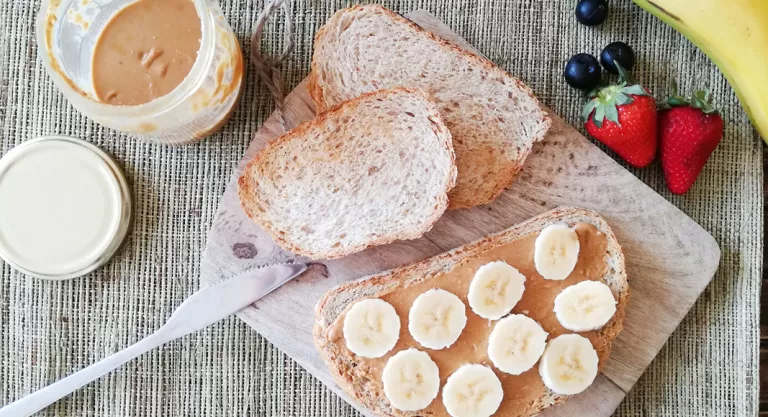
[0,263,306,416]
[0,334,164,417]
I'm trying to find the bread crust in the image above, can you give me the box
[239,87,457,260]
[309,5,552,209]
[313,207,629,417]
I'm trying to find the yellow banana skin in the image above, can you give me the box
[632,0,768,142]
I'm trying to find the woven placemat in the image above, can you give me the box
[0,0,760,416]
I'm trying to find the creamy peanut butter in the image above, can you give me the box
[92,0,201,106]
[328,223,611,417]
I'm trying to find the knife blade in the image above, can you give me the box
[0,262,307,417]
[158,262,307,341]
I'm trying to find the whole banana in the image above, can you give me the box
[633,0,768,142]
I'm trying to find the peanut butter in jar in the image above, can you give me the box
[38,0,244,144]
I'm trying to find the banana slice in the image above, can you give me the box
[487,314,548,375]
[382,349,440,411]
[342,298,401,358]
[442,364,504,417]
[408,289,467,350]
[534,223,581,281]
[468,261,526,320]
[538,334,599,395]
[554,281,617,332]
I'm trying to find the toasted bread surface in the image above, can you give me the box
[238,87,456,260]
[309,5,551,209]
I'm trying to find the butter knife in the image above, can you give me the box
[0,262,307,417]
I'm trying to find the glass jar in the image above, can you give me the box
[36,0,244,145]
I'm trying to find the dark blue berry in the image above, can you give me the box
[600,42,636,74]
[575,0,609,26]
[564,54,602,90]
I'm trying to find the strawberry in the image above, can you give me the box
[658,88,724,194]
[583,64,657,168]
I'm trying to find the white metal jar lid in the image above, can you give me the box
[0,136,131,280]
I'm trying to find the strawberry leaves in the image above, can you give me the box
[659,82,719,114]
[582,82,649,128]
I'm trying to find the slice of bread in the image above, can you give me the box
[314,207,629,417]
[309,5,551,209]
[238,87,456,260]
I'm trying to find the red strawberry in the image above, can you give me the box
[659,88,724,194]
[583,64,658,168]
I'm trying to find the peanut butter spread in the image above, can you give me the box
[92,0,201,106]
[327,223,611,417]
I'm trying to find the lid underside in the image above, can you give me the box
[0,136,131,279]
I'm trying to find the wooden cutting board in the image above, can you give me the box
[201,10,720,417]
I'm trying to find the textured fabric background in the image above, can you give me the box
[0,0,761,416]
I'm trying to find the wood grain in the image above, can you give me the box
[200,11,721,417]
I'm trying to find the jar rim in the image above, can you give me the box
[35,0,216,122]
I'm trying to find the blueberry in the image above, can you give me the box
[600,42,635,74]
[575,0,609,26]
[564,54,602,90]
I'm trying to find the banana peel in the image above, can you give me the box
[632,0,768,143]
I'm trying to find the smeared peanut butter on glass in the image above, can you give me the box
[328,223,613,417]
[92,0,201,106]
